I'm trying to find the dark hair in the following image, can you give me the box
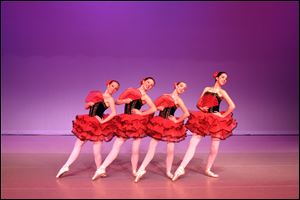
[107,80,120,87]
[213,71,227,82]
[140,77,156,85]
[175,81,186,85]
[174,81,186,89]
[216,71,227,78]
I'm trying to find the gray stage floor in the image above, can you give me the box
[1,135,299,199]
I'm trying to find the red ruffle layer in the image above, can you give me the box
[185,111,237,140]
[147,116,187,143]
[72,114,115,142]
[113,114,152,139]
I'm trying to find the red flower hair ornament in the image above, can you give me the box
[213,71,219,78]
[106,80,112,86]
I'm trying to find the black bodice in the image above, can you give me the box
[89,101,108,118]
[159,106,177,118]
[124,99,143,114]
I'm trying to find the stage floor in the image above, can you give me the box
[1,135,299,199]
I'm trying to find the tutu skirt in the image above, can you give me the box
[147,116,187,143]
[113,114,152,139]
[185,111,237,140]
[72,114,115,142]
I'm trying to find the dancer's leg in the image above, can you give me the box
[131,138,142,175]
[62,138,86,168]
[205,137,220,177]
[92,141,102,168]
[56,138,86,178]
[172,134,202,181]
[166,142,175,178]
[178,134,202,169]
[100,137,125,170]
[134,138,158,182]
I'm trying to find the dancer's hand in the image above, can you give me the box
[199,106,209,112]
[123,98,132,104]
[95,116,104,124]
[213,112,223,118]
[131,109,142,115]
[157,106,164,111]
[168,116,178,123]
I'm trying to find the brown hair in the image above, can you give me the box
[107,80,120,88]
[174,81,186,88]
[140,77,156,85]
[213,71,227,82]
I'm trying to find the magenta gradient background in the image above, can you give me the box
[1,2,299,135]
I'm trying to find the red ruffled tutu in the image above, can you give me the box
[72,114,116,142]
[114,114,152,139]
[147,116,187,143]
[185,111,237,140]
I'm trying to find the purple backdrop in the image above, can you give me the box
[1,2,299,135]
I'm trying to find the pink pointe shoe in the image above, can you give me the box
[92,167,107,181]
[172,166,185,181]
[56,166,69,178]
[205,170,219,178]
[166,172,174,180]
[134,169,146,183]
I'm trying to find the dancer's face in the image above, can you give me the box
[176,82,187,94]
[142,79,155,91]
[216,73,227,86]
[107,81,120,94]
